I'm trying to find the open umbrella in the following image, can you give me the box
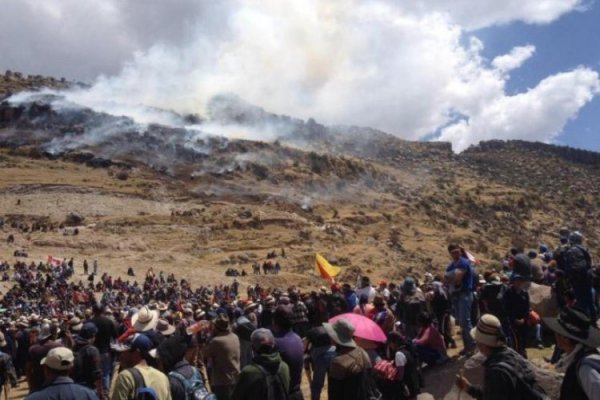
[329,312,387,343]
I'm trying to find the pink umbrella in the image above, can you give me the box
[329,313,387,343]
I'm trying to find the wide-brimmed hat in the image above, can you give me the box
[471,314,505,348]
[157,301,168,312]
[543,306,600,348]
[401,277,416,295]
[323,318,356,348]
[69,317,83,332]
[132,306,159,332]
[156,319,176,336]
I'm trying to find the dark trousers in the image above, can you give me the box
[212,385,234,400]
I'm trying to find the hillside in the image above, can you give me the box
[0,73,599,292]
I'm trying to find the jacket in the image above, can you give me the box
[232,351,290,400]
[467,346,544,400]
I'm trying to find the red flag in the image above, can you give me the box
[47,256,63,267]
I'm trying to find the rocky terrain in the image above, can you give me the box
[0,72,599,293]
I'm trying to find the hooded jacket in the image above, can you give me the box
[232,351,290,400]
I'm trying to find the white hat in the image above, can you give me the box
[471,314,505,348]
[41,347,74,371]
[132,306,159,332]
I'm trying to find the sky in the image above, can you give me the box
[0,0,598,153]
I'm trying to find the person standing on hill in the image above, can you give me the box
[445,243,477,356]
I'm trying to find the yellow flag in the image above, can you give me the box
[315,253,341,281]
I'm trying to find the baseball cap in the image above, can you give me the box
[111,333,154,353]
[41,347,74,371]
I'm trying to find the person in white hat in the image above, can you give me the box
[455,314,546,400]
[25,347,98,400]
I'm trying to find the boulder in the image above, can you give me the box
[529,282,557,318]
[64,212,85,226]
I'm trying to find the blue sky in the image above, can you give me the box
[476,3,600,151]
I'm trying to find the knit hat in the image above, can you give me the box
[471,314,505,348]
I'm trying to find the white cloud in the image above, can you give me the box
[438,68,600,152]
[1,0,598,153]
[492,45,536,73]
[396,0,583,30]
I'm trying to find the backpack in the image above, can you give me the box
[564,245,592,284]
[254,363,289,400]
[169,368,216,400]
[356,368,383,400]
[491,362,549,400]
[399,345,424,397]
[128,368,159,400]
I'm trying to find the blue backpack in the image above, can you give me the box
[128,368,158,400]
[169,367,217,400]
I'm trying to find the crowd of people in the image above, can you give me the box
[0,227,597,399]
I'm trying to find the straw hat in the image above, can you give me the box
[132,306,159,332]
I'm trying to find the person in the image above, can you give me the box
[323,319,372,400]
[0,332,17,396]
[356,277,377,304]
[412,312,448,366]
[153,335,213,400]
[544,306,600,399]
[204,314,240,400]
[111,333,171,400]
[25,347,98,400]
[91,304,118,398]
[445,243,476,355]
[455,314,547,400]
[370,295,395,334]
[232,328,290,400]
[503,258,532,358]
[378,331,422,400]
[26,323,62,393]
[72,322,103,398]
[272,306,304,400]
[304,326,335,400]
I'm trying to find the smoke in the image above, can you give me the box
[2,0,598,152]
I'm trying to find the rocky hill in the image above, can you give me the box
[0,76,598,291]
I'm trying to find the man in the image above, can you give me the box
[356,277,376,304]
[153,335,213,400]
[204,314,240,400]
[456,314,546,400]
[304,326,335,400]
[273,306,304,400]
[26,323,61,393]
[72,322,103,398]
[445,243,476,355]
[25,347,98,400]
[91,304,118,398]
[544,306,600,399]
[0,332,17,396]
[111,333,171,400]
[232,328,290,400]
[323,319,372,400]
[503,255,532,358]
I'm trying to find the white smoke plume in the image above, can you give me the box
[1,0,598,152]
